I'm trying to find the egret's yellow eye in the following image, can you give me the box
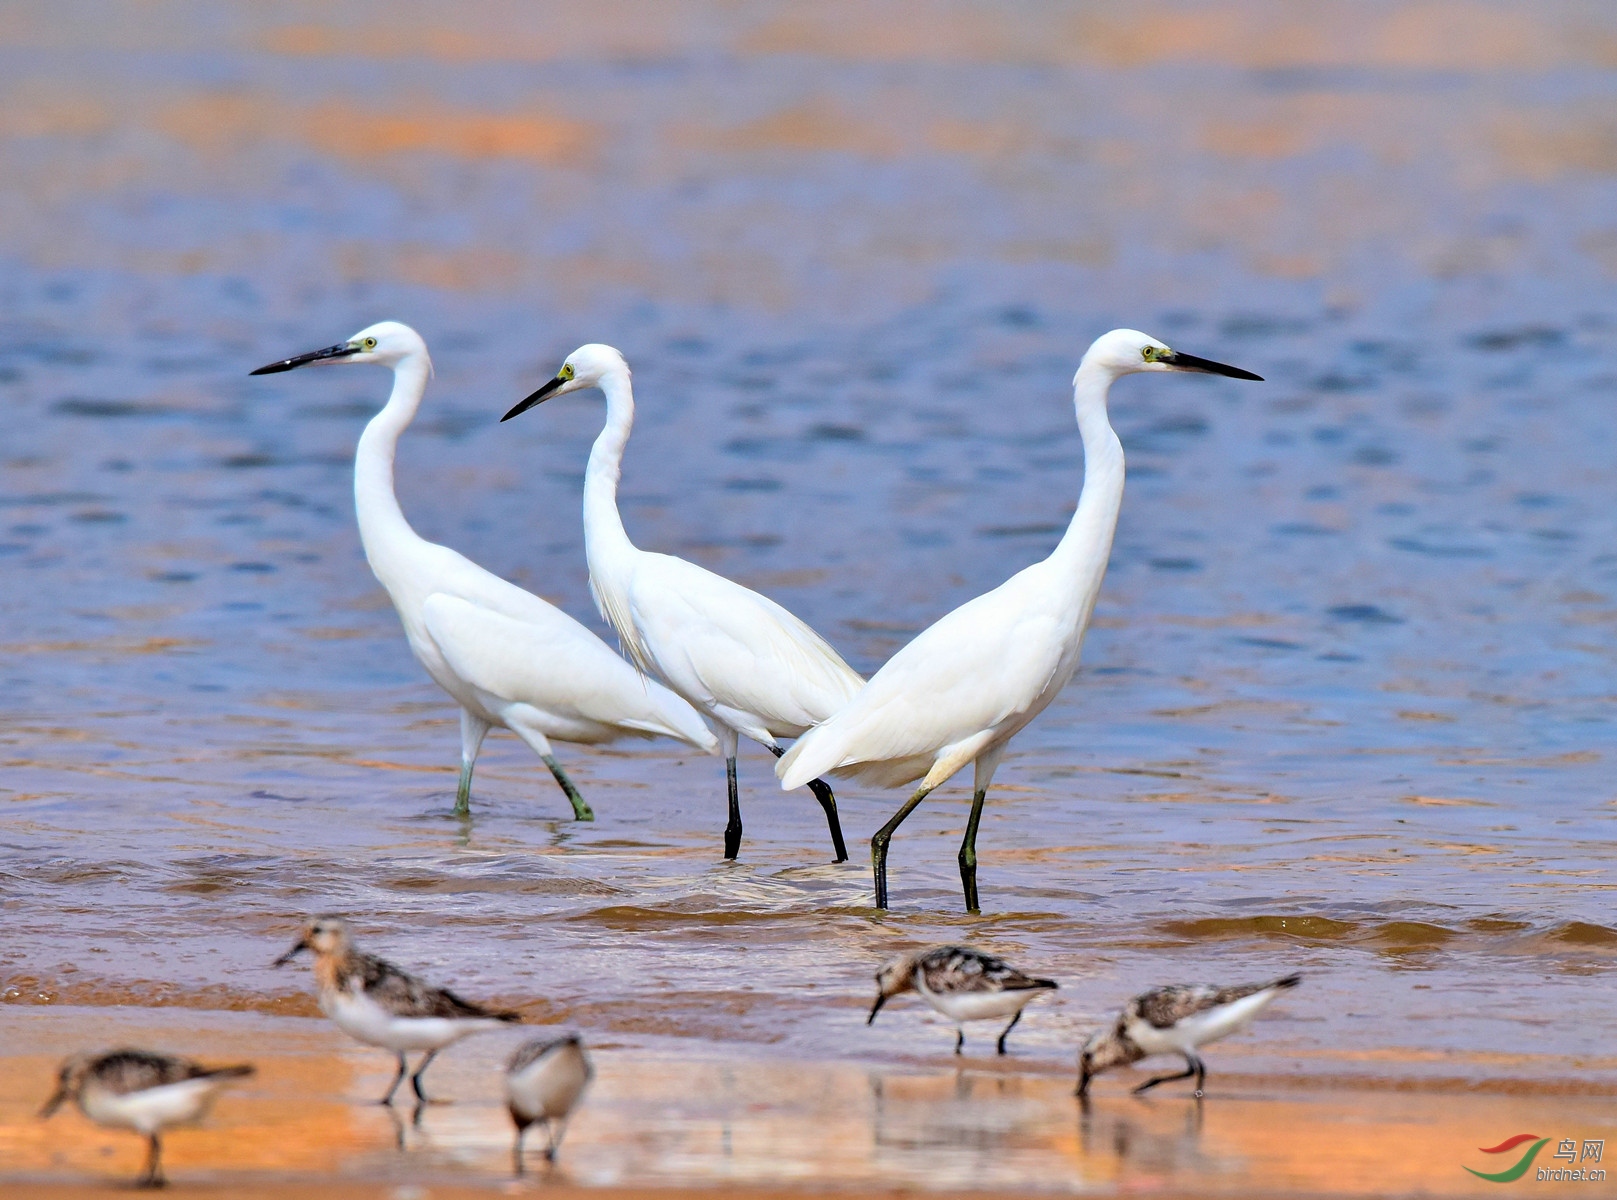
[1142,345,1163,362]
[362,337,377,351]
[559,363,575,381]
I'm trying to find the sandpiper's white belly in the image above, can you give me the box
[81,1079,219,1135]
[323,989,491,1052]
[917,983,1042,1024]
[1127,989,1279,1056]
[507,1051,591,1123]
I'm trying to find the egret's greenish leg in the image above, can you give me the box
[958,787,988,913]
[871,784,933,909]
[542,755,593,821]
[723,756,742,859]
[455,709,490,817]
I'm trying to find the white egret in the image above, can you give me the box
[251,323,717,820]
[777,329,1262,911]
[501,345,863,862]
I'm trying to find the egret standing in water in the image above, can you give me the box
[251,324,716,820]
[502,345,862,862]
[778,330,1262,911]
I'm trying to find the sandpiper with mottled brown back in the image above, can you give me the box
[274,916,521,1105]
[39,1048,255,1188]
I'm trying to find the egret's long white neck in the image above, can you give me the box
[582,365,639,564]
[354,353,432,579]
[1050,359,1126,586]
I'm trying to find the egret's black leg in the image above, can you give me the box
[997,1008,1022,1055]
[544,1119,559,1162]
[513,1125,528,1176]
[769,745,848,861]
[723,756,742,859]
[137,1133,165,1188]
[542,754,594,821]
[1131,1054,1199,1096]
[410,1048,441,1103]
[955,1028,965,1055]
[1192,1055,1207,1098]
[806,778,849,862]
[871,784,933,909]
[455,760,475,818]
[380,1052,408,1105]
[958,786,988,913]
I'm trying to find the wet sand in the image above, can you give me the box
[6,1006,1615,1197]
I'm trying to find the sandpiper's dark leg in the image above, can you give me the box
[723,756,743,859]
[542,754,594,821]
[1132,1055,1199,1096]
[871,784,933,909]
[544,1119,560,1162]
[958,787,988,913]
[137,1133,164,1188]
[1192,1055,1207,1098]
[380,1052,409,1105]
[769,745,849,862]
[954,1027,965,1055]
[410,1048,441,1103]
[997,1008,1023,1055]
[512,1125,527,1176]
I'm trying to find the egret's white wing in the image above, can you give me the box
[624,553,863,734]
[778,565,1072,788]
[420,593,716,749]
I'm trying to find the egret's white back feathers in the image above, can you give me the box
[509,344,862,745]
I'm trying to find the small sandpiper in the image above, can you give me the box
[274,915,521,1104]
[505,1033,593,1174]
[869,945,1058,1055]
[40,1048,254,1188]
[1077,973,1301,1098]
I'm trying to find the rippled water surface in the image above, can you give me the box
[4,2,1617,1173]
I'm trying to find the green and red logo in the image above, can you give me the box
[1465,1135,1548,1183]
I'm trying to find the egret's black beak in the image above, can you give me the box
[250,343,361,375]
[273,937,309,967]
[501,374,567,422]
[38,1085,68,1119]
[867,993,888,1025]
[1161,350,1263,381]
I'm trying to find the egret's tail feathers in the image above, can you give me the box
[778,732,933,791]
[825,754,934,789]
[618,695,720,755]
[776,729,841,791]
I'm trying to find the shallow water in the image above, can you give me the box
[3,3,1617,1188]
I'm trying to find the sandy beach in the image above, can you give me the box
[6,1004,1615,1197]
